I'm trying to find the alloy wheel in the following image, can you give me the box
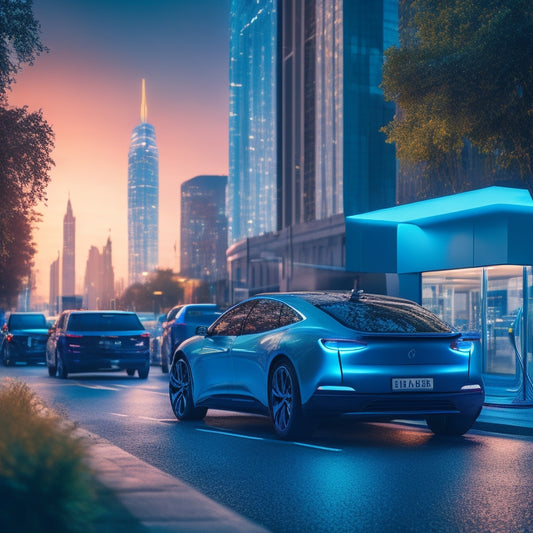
[169,359,191,419]
[271,365,294,434]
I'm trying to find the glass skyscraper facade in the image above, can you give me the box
[227,0,398,301]
[180,175,228,282]
[128,79,159,285]
[228,0,278,245]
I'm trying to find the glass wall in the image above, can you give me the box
[422,265,533,404]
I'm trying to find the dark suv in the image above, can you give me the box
[46,310,150,379]
[1,312,48,366]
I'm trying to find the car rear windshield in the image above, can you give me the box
[306,292,453,334]
[184,307,221,322]
[67,313,144,332]
[9,314,47,330]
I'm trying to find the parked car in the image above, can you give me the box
[169,291,485,439]
[160,304,221,373]
[148,313,166,365]
[1,312,49,366]
[46,310,151,379]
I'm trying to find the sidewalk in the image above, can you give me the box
[83,405,532,533]
[474,404,533,436]
[81,429,269,533]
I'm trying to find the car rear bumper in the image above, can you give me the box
[64,352,150,373]
[303,389,485,419]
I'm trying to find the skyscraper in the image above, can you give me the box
[227,0,398,300]
[180,175,228,282]
[83,236,115,310]
[128,79,159,286]
[228,0,278,244]
[49,253,59,315]
[62,197,75,297]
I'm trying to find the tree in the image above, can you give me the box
[119,270,184,313]
[381,0,533,192]
[0,0,47,102]
[0,0,53,308]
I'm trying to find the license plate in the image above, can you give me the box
[100,340,121,349]
[392,377,434,391]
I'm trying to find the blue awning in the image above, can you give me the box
[346,186,533,273]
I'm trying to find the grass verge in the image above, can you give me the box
[0,378,112,532]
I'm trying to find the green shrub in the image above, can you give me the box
[0,379,100,532]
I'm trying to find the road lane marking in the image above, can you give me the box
[75,384,121,391]
[196,428,342,452]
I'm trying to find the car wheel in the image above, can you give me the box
[138,363,149,379]
[169,357,207,420]
[57,352,68,379]
[269,358,312,440]
[161,350,169,373]
[2,345,14,367]
[1,346,8,366]
[47,361,57,377]
[126,369,136,376]
[426,410,480,436]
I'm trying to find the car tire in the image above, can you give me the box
[47,362,57,377]
[161,349,169,373]
[126,369,136,376]
[169,357,207,420]
[426,410,480,436]
[2,345,14,367]
[57,352,68,379]
[138,363,149,379]
[269,358,312,440]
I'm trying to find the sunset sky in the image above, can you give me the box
[8,0,231,305]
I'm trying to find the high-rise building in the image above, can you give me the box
[62,197,75,297]
[227,0,398,301]
[181,175,228,282]
[228,0,278,244]
[128,79,159,286]
[83,236,115,310]
[101,236,115,309]
[49,253,60,315]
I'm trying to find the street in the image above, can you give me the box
[3,364,533,533]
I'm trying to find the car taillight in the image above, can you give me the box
[320,339,367,352]
[450,339,473,353]
[141,332,150,338]
[66,334,83,339]
[6,334,13,342]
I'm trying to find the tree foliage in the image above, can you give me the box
[0,0,53,308]
[119,270,184,313]
[382,0,533,188]
[0,0,47,102]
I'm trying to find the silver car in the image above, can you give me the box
[169,291,484,439]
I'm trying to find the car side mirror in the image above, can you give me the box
[195,325,208,337]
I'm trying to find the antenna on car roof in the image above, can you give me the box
[349,289,364,301]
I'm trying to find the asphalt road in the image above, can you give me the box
[4,364,533,533]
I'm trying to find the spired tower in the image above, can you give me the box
[128,79,159,285]
[62,197,75,297]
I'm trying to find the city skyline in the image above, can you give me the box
[7,0,231,303]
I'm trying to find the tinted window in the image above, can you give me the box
[243,300,281,334]
[184,307,221,324]
[9,314,47,330]
[308,293,452,334]
[166,306,182,322]
[279,303,302,327]
[67,313,144,332]
[243,300,302,334]
[210,301,256,336]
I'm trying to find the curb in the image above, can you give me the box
[79,430,270,533]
